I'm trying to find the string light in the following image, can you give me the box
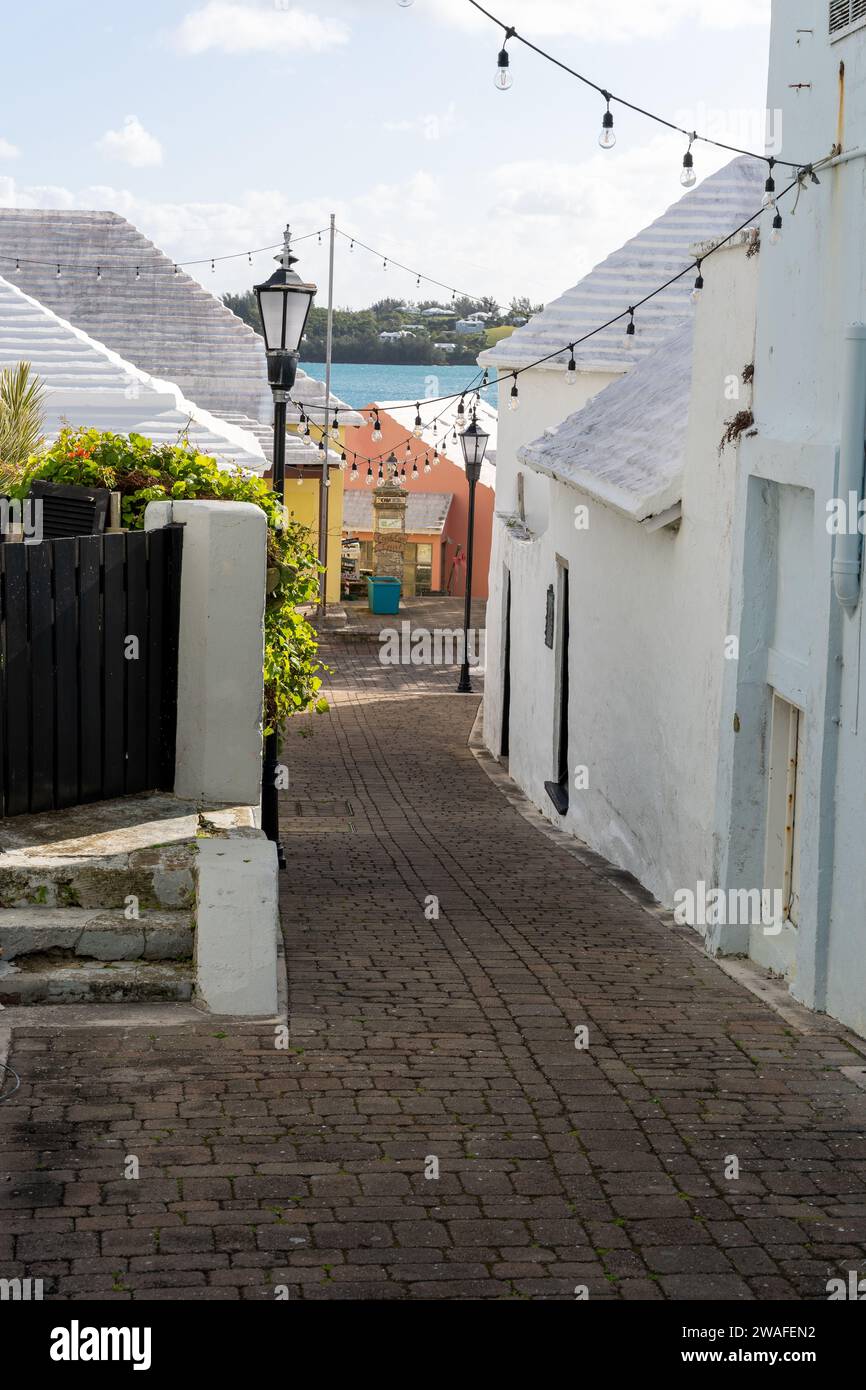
[763,158,777,208]
[599,95,616,150]
[56,264,61,279]
[691,263,704,303]
[371,410,383,443]
[495,28,515,90]
[424,457,432,474]
[96,266,102,282]
[467,0,809,172]
[770,210,783,245]
[350,457,359,480]
[565,346,577,385]
[681,138,697,189]
[412,459,419,479]
[509,372,520,411]
[135,266,141,281]
[365,465,373,486]
[456,397,466,429]
[413,404,423,437]
[625,308,636,337]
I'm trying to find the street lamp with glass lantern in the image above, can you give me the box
[254,225,316,862]
[254,225,317,494]
[456,411,490,694]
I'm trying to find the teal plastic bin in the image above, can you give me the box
[367,575,401,615]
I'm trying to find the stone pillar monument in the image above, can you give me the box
[372,479,408,581]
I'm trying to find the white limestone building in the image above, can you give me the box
[0,274,266,470]
[0,210,362,448]
[481,0,866,1038]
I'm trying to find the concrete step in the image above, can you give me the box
[0,959,194,1006]
[0,908,193,962]
[0,793,255,910]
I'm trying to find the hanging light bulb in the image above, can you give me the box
[96,266,102,282]
[135,266,141,281]
[495,44,513,91]
[680,141,696,189]
[413,404,423,437]
[14,258,19,271]
[371,411,383,442]
[762,158,776,208]
[248,252,253,265]
[56,264,62,279]
[424,457,432,475]
[332,412,339,432]
[433,449,439,465]
[340,451,347,470]
[691,262,704,304]
[625,308,636,338]
[350,459,359,481]
[173,264,179,275]
[509,373,520,411]
[770,210,783,245]
[377,463,385,482]
[296,471,304,486]
[383,258,388,271]
[349,239,354,252]
[599,95,616,150]
[565,347,577,385]
[400,464,406,480]
[365,465,373,486]
[456,397,466,430]
[211,259,215,274]
[412,460,419,479]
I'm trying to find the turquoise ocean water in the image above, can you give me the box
[300,361,498,410]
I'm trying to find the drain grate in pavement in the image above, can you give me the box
[281,799,357,833]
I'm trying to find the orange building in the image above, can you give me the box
[341,400,496,599]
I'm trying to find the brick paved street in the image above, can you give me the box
[3,625,866,1300]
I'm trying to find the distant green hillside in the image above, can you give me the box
[222,292,540,366]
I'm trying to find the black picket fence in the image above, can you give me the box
[0,526,183,817]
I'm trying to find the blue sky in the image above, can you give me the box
[0,0,773,308]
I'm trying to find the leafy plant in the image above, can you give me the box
[0,361,45,490]
[19,426,328,736]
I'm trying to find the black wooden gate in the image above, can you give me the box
[0,526,183,816]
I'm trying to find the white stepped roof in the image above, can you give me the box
[481,158,763,375]
[518,320,693,522]
[0,274,267,472]
[0,209,361,426]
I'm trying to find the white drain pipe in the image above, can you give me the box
[834,324,866,609]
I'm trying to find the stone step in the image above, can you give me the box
[0,908,193,963]
[0,959,194,1006]
[0,845,196,911]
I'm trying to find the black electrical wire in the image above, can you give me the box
[466,0,811,169]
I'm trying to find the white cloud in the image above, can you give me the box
[430,0,769,40]
[173,2,349,55]
[0,138,19,160]
[97,116,163,168]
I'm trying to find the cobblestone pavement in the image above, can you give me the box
[3,630,866,1301]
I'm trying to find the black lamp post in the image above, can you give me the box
[254,226,316,860]
[457,413,490,693]
[254,225,317,494]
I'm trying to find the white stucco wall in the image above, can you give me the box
[145,499,267,807]
[485,244,759,908]
[716,0,866,1036]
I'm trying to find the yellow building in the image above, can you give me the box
[282,433,345,605]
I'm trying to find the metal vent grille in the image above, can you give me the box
[830,0,866,33]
